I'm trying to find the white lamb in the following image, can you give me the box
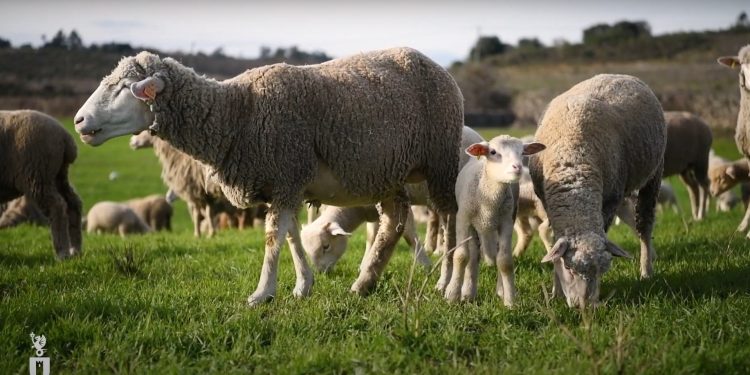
[444,135,545,305]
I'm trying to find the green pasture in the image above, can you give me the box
[1,120,749,374]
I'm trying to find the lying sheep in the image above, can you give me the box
[445,136,545,305]
[124,194,173,231]
[85,201,151,236]
[661,111,712,221]
[130,130,226,237]
[708,150,742,212]
[301,205,430,273]
[0,110,82,259]
[529,74,666,308]
[0,196,48,228]
[513,168,553,258]
[75,48,464,305]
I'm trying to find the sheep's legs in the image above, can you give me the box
[435,213,457,292]
[680,172,702,221]
[188,202,202,238]
[351,194,409,295]
[285,216,314,298]
[445,223,475,302]
[538,219,553,252]
[425,209,440,254]
[248,207,295,306]
[636,171,661,278]
[513,218,533,257]
[204,204,216,238]
[738,204,750,233]
[33,189,71,260]
[495,223,515,306]
[401,210,431,269]
[58,177,82,255]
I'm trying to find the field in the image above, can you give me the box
[2,121,750,374]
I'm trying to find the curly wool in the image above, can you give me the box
[104,48,464,211]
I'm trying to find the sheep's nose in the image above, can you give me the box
[74,116,84,125]
[512,164,522,171]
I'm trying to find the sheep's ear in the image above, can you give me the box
[327,222,352,237]
[130,76,164,101]
[606,240,632,259]
[726,166,737,179]
[541,237,569,263]
[522,142,546,156]
[718,56,740,68]
[465,142,490,158]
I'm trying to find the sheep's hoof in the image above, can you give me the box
[293,275,314,298]
[247,290,275,306]
[435,278,449,293]
[444,283,462,302]
[737,223,749,232]
[350,278,376,296]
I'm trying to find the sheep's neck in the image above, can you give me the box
[478,168,513,208]
[738,88,750,156]
[544,166,605,237]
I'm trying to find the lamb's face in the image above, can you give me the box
[709,166,737,196]
[129,130,155,150]
[300,222,351,273]
[542,233,631,308]
[465,136,546,183]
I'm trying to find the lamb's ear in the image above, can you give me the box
[465,142,490,158]
[522,142,546,156]
[718,56,740,68]
[726,166,737,179]
[327,222,352,237]
[130,76,165,101]
[606,240,632,259]
[541,237,569,263]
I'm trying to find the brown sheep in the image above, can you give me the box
[124,194,173,231]
[0,196,48,228]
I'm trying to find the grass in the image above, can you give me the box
[2,120,750,374]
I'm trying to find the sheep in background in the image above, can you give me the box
[709,157,750,232]
[513,168,553,258]
[0,110,82,259]
[708,150,742,212]
[0,196,48,228]
[445,135,545,304]
[301,205,430,273]
[660,111,712,221]
[124,194,173,231]
[530,74,666,308]
[85,201,151,237]
[75,48,463,305]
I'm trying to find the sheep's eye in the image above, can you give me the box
[322,244,330,251]
[490,150,496,155]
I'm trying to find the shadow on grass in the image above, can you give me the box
[0,251,57,268]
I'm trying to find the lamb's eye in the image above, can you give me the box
[490,150,496,155]
[323,244,330,251]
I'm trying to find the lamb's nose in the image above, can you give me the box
[74,116,84,125]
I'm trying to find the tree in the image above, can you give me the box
[468,35,509,61]
[67,30,83,50]
[517,38,544,50]
[0,37,10,49]
[583,21,651,45]
[43,29,67,49]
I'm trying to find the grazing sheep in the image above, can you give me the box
[708,157,750,232]
[661,111,712,221]
[512,168,553,258]
[0,196,48,228]
[708,150,741,212]
[85,201,151,236]
[445,136,545,304]
[0,110,82,259]
[301,205,430,273]
[124,194,173,231]
[75,48,463,305]
[130,130,226,237]
[529,74,666,308]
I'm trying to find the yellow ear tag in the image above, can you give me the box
[144,83,157,100]
[732,61,737,69]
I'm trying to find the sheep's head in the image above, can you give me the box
[718,44,750,92]
[129,130,155,150]
[465,136,546,183]
[709,163,742,196]
[541,232,631,308]
[300,222,352,273]
[75,51,166,146]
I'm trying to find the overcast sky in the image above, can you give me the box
[1,0,747,65]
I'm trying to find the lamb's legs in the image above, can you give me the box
[680,172,701,221]
[461,229,482,302]
[285,216,314,298]
[204,204,216,238]
[636,171,661,278]
[351,194,410,295]
[33,189,71,260]
[738,204,750,233]
[248,206,295,306]
[512,218,533,257]
[495,223,515,307]
[401,210,431,269]
[444,223,474,302]
[188,202,202,238]
[58,178,82,255]
[435,213,456,292]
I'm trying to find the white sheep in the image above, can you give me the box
[0,110,82,259]
[709,157,750,233]
[75,48,464,305]
[529,74,666,308]
[444,136,545,305]
[124,194,173,231]
[708,149,741,213]
[85,201,151,237]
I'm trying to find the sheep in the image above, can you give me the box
[661,111,712,221]
[74,48,463,305]
[512,168,553,258]
[0,196,48,228]
[124,194,173,231]
[445,136,545,305]
[708,157,750,233]
[85,201,151,236]
[0,110,82,259]
[529,74,666,308]
[708,149,742,213]
[301,205,430,273]
[130,130,227,237]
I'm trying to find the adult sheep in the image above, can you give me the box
[529,74,666,308]
[74,48,463,305]
[0,110,82,259]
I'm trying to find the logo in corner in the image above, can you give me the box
[29,332,49,375]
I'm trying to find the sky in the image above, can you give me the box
[0,0,747,66]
